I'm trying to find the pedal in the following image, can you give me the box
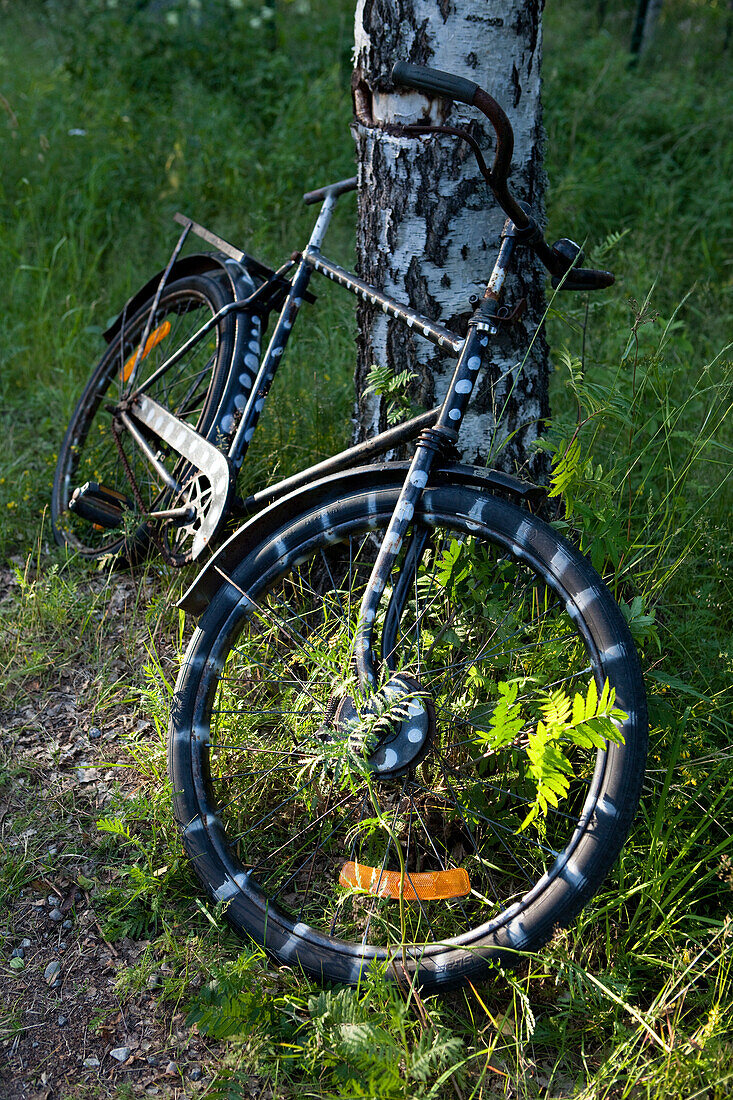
[69,482,134,530]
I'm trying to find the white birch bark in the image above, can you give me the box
[639,0,663,55]
[353,0,548,478]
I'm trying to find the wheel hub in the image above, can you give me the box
[333,674,434,777]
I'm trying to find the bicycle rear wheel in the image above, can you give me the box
[169,478,647,990]
[52,273,240,561]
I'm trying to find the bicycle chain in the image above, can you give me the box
[111,415,186,567]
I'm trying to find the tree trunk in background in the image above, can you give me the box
[352,0,548,478]
[631,0,664,58]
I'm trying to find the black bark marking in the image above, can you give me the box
[438,0,453,23]
[511,63,521,108]
[405,256,440,321]
[466,14,504,26]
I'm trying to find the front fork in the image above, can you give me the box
[353,228,516,691]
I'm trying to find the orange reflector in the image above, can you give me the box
[120,320,172,382]
[339,861,470,901]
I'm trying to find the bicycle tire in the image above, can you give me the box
[52,273,239,561]
[169,478,647,990]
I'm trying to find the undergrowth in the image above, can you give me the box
[1,0,732,1097]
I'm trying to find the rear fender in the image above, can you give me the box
[103,252,261,447]
[102,252,258,344]
[178,462,544,615]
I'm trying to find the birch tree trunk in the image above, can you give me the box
[631,0,664,57]
[352,0,548,478]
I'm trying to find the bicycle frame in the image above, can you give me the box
[125,178,523,690]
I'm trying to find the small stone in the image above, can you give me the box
[83,1055,100,1068]
[165,1061,178,1076]
[110,1046,130,1062]
[58,1016,68,1027]
[21,939,31,949]
[62,919,73,930]
[48,846,58,855]
[146,972,163,989]
[189,1066,203,1081]
[59,942,67,951]
[89,726,102,739]
[146,1055,159,1066]
[44,961,61,982]
[47,895,57,906]
[11,947,24,959]
[51,979,61,989]
[49,908,63,922]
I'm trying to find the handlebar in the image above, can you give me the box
[390,61,614,292]
[392,61,524,228]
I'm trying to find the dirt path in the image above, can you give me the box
[0,569,227,1099]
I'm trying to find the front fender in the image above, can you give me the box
[178,462,544,616]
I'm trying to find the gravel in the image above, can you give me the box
[110,1046,131,1062]
[44,961,61,983]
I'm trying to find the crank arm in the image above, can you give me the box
[127,394,232,559]
[148,504,196,523]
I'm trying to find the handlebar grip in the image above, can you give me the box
[303,175,358,206]
[551,268,615,291]
[392,61,480,106]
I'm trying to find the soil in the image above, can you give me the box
[0,567,242,1099]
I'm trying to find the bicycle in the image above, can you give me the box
[52,63,648,991]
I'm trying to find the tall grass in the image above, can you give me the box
[1,0,732,1096]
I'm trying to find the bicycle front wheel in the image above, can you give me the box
[169,478,647,990]
[52,273,239,561]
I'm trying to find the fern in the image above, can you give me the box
[470,678,525,748]
[409,1030,464,1083]
[588,227,630,262]
[520,679,627,830]
[98,816,135,843]
[186,950,274,1039]
[364,363,419,426]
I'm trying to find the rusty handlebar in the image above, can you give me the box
[391,61,528,229]
[390,61,614,291]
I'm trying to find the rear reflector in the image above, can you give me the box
[339,861,470,901]
[121,320,172,382]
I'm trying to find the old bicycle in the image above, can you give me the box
[52,63,648,990]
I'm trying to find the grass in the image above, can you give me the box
[1,0,732,1096]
